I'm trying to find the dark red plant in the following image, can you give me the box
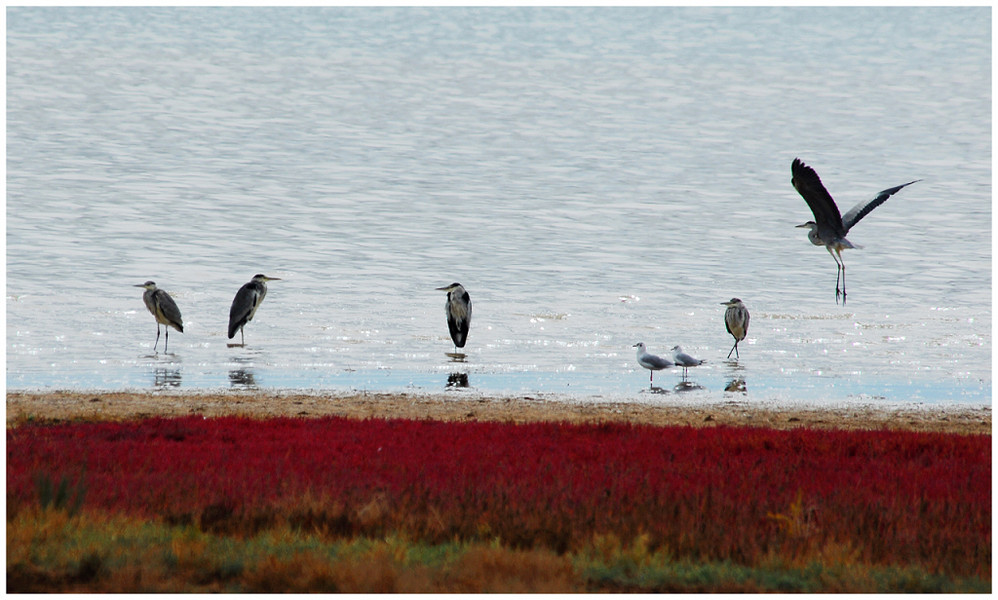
[6,416,990,577]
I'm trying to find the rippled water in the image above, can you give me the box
[7,7,991,406]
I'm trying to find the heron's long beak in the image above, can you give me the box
[795,223,810,228]
[435,285,452,291]
[266,277,282,281]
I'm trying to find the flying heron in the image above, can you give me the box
[792,158,920,304]
[633,342,673,383]
[721,298,749,359]
[671,345,704,378]
[134,281,183,353]
[228,274,281,345]
[436,282,471,352]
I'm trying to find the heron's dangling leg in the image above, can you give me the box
[154,324,162,352]
[839,253,846,306]
[727,341,738,359]
[164,328,169,353]
[827,246,845,304]
[836,248,847,305]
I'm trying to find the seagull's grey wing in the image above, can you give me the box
[228,283,259,339]
[153,289,184,332]
[792,158,846,236]
[674,352,702,367]
[642,354,673,369]
[841,179,920,232]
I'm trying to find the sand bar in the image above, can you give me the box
[6,391,991,435]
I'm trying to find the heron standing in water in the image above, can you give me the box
[792,158,920,304]
[721,298,749,359]
[436,283,471,352]
[671,345,704,378]
[134,281,184,353]
[633,342,673,383]
[228,274,281,346]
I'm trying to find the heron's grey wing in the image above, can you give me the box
[841,179,920,232]
[228,284,258,338]
[726,306,748,339]
[447,295,471,348]
[154,289,184,332]
[791,158,846,236]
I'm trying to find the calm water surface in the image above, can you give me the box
[7,7,991,407]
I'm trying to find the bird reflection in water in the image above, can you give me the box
[446,372,469,389]
[153,368,182,388]
[229,368,257,388]
[673,380,705,393]
[725,377,747,393]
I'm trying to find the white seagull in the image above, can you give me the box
[633,343,674,383]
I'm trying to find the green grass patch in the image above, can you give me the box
[8,508,989,593]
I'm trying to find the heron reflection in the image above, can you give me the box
[446,372,469,389]
[153,367,182,388]
[229,368,257,388]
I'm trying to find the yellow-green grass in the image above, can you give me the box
[8,507,989,593]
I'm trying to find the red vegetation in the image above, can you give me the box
[7,416,991,577]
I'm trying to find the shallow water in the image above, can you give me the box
[7,7,991,406]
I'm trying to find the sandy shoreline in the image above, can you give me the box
[5,390,991,435]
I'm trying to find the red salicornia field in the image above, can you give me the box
[6,415,991,591]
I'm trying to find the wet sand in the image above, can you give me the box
[5,391,991,435]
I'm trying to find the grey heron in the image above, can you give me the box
[436,282,471,352]
[134,281,184,353]
[633,342,674,383]
[792,158,920,304]
[228,274,281,345]
[721,298,749,359]
[671,345,704,378]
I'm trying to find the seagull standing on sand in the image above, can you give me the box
[633,343,674,383]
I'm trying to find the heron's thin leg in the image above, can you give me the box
[240,327,245,346]
[838,249,847,304]
[154,324,161,352]
[827,246,844,303]
[727,341,738,359]
[165,328,169,353]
